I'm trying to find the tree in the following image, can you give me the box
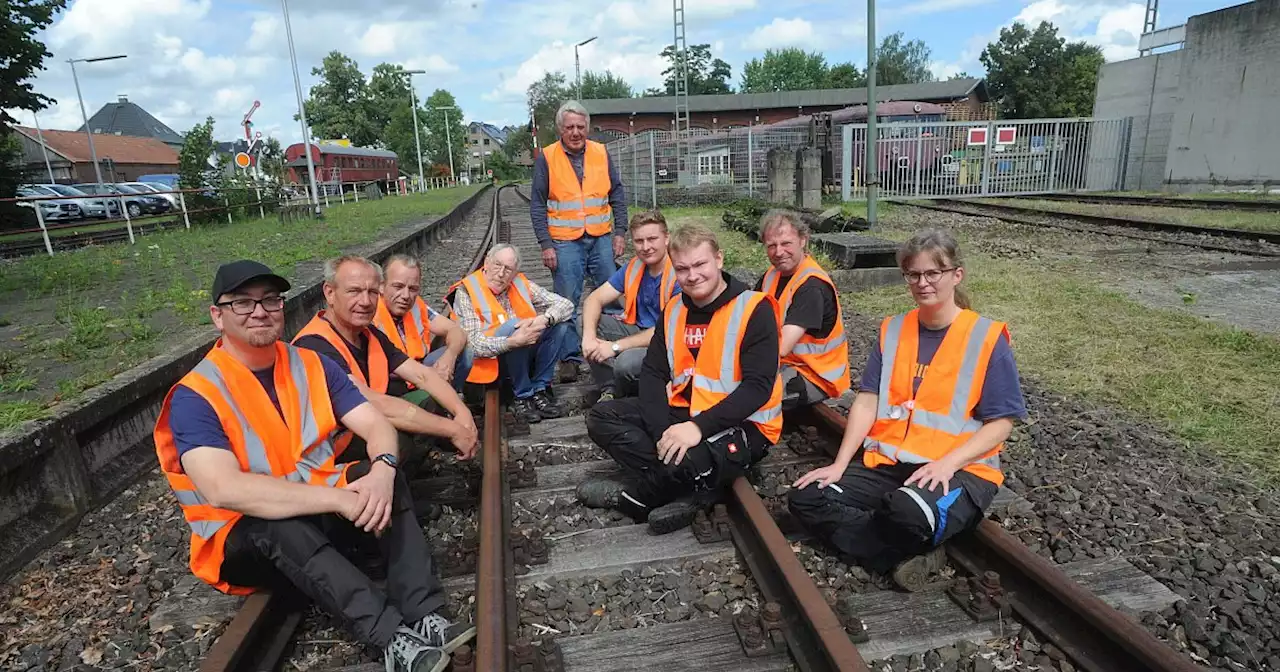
[528,72,571,146]
[948,71,974,80]
[503,127,533,161]
[177,118,220,220]
[578,70,633,99]
[302,51,379,147]
[484,149,525,181]
[422,89,466,176]
[2,0,67,208]
[366,63,413,132]
[382,101,424,174]
[652,44,733,96]
[826,62,864,89]
[980,21,1104,118]
[740,48,830,93]
[256,137,286,182]
[875,32,935,85]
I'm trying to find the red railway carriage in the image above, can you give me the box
[284,142,400,193]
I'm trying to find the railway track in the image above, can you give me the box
[903,198,1280,257]
[0,218,187,258]
[201,185,1198,672]
[1020,192,1280,213]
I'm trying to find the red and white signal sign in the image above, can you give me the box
[967,127,987,146]
[996,127,1018,145]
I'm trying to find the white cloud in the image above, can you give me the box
[48,0,212,56]
[483,37,667,104]
[744,18,817,50]
[403,54,460,75]
[929,60,965,79]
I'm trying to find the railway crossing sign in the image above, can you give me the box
[234,152,253,169]
[487,169,493,177]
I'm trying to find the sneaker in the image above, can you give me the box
[530,390,564,419]
[891,545,948,592]
[647,498,701,535]
[384,626,448,672]
[413,612,477,654]
[511,398,542,425]
[576,477,625,508]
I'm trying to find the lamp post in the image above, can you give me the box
[432,106,460,184]
[281,0,321,215]
[68,53,126,187]
[575,36,597,99]
[404,69,427,191]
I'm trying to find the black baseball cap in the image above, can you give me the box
[210,260,291,303]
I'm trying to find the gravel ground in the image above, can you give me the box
[509,440,609,467]
[513,494,634,538]
[867,628,1082,672]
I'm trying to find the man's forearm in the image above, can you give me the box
[402,362,469,417]
[780,325,806,357]
[940,418,1014,471]
[216,472,351,520]
[582,293,604,341]
[616,327,654,351]
[444,324,467,357]
[369,391,460,439]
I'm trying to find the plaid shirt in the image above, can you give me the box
[452,277,574,358]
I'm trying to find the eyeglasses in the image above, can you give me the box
[215,296,285,315]
[902,268,957,285]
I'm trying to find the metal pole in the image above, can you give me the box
[865,0,878,226]
[443,109,455,184]
[179,191,191,229]
[32,112,56,183]
[575,44,582,99]
[34,203,53,256]
[282,0,321,216]
[408,76,426,192]
[69,60,106,188]
[747,125,755,197]
[120,196,135,244]
[648,132,657,207]
[257,187,265,218]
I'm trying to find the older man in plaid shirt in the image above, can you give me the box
[447,244,577,424]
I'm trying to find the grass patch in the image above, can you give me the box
[0,401,46,428]
[985,198,1280,234]
[0,369,37,393]
[847,250,1280,485]
[663,206,837,273]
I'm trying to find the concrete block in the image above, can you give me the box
[767,148,796,205]
[797,147,823,211]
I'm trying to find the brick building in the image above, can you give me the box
[11,126,179,183]
[582,79,991,138]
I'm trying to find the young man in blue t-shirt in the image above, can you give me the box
[581,211,680,401]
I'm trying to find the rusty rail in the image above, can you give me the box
[805,403,1200,672]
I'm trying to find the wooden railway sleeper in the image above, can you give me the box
[692,503,734,543]
[732,602,790,657]
[947,570,1014,623]
[509,637,563,672]
[819,588,871,644]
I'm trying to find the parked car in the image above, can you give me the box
[115,184,172,214]
[137,173,179,189]
[26,183,119,219]
[120,181,180,209]
[73,183,167,218]
[15,186,82,222]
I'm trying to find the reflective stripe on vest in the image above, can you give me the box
[663,291,784,443]
[760,257,852,397]
[153,342,349,594]
[621,257,676,326]
[373,297,430,361]
[291,312,390,394]
[544,141,614,240]
[863,309,1006,485]
[450,270,537,384]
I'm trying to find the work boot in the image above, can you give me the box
[511,398,542,425]
[596,387,616,404]
[891,545,948,592]
[383,626,447,672]
[530,390,564,419]
[413,613,477,654]
[647,498,701,535]
[575,478,625,509]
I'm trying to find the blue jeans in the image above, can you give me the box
[495,320,576,399]
[423,346,474,393]
[552,234,617,358]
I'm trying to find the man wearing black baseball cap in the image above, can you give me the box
[154,260,474,672]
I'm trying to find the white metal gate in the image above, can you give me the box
[840,118,1132,200]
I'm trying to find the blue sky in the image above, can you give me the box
[10,0,1230,146]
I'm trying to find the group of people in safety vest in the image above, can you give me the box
[152,98,1025,672]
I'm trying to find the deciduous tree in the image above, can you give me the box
[301,51,379,147]
[422,90,466,176]
[650,44,733,95]
[740,48,830,93]
[1,0,67,207]
[980,21,1104,118]
[875,32,936,85]
[578,70,633,99]
[528,72,572,146]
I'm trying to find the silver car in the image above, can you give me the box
[28,183,119,219]
[121,181,180,209]
[16,186,82,221]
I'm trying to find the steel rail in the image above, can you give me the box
[804,403,1200,672]
[1022,192,1280,213]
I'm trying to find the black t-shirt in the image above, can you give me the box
[756,275,837,340]
[294,320,409,393]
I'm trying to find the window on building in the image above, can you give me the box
[696,148,731,181]
[483,138,491,146]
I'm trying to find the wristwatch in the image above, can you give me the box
[373,453,399,471]
[611,342,621,354]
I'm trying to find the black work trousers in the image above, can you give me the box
[219,462,444,649]
[786,461,996,573]
[586,397,770,509]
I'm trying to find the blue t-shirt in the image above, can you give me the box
[606,264,681,329]
[858,323,1027,422]
[168,354,368,456]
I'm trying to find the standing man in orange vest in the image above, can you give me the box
[530,100,629,364]
[373,254,473,396]
[154,260,474,672]
[788,230,1027,591]
[755,210,851,409]
[581,211,679,402]
[293,256,478,462]
[578,225,783,535]
[447,244,577,425]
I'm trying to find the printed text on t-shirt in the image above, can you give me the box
[684,325,707,348]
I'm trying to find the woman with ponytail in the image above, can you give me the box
[787,229,1027,590]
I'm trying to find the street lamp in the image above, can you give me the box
[281,0,321,215]
[575,36,597,99]
[431,106,460,184]
[403,69,427,192]
[68,53,126,188]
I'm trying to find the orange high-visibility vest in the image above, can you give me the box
[544,140,613,241]
[620,257,677,326]
[292,312,390,394]
[153,342,354,594]
[663,291,784,444]
[448,269,537,384]
[373,296,432,361]
[760,256,851,399]
[863,309,1008,486]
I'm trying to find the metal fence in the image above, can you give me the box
[605,117,1133,208]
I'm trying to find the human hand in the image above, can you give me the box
[656,421,702,465]
[792,463,848,490]
[903,460,958,494]
[583,338,614,363]
[431,352,457,382]
[451,419,479,460]
[612,235,626,258]
[509,321,545,347]
[541,248,557,271]
[344,464,396,532]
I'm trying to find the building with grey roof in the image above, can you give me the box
[77,96,185,150]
